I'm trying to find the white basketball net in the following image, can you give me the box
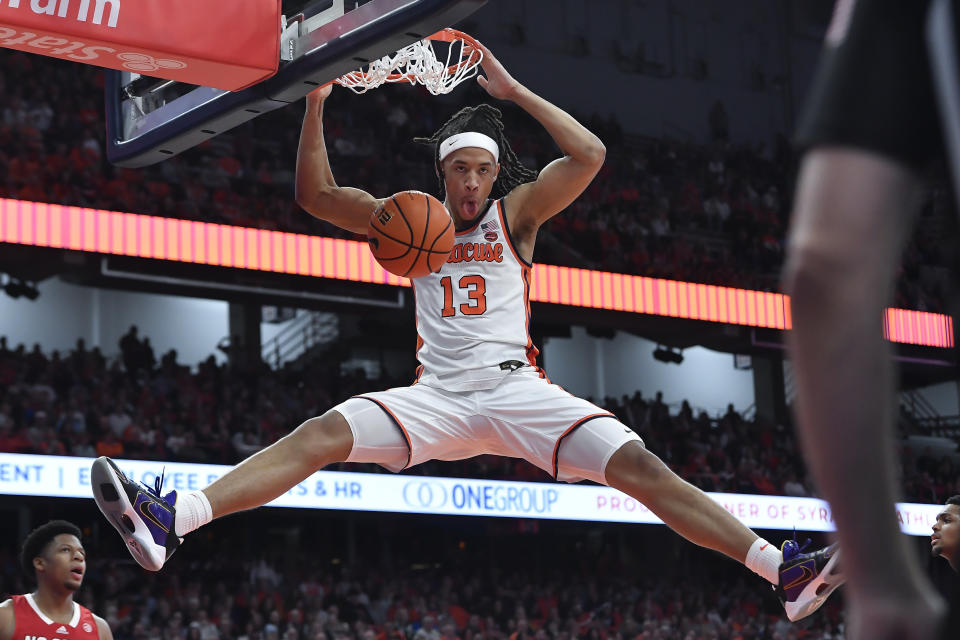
[336,33,482,95]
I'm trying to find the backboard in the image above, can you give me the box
[104,0,486,168]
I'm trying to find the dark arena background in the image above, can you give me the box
[1,1,959,638]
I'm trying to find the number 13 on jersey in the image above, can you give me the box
[440,275,487,317]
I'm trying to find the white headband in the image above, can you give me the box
[439,131,500,163]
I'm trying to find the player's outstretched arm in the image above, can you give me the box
[0,600,14,640]
[295,86,382,235]
[475,42,605,231]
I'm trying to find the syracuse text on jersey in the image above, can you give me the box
[2,0,120,29]
[447,240,503,264]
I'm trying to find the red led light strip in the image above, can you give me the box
[0,198,954,348]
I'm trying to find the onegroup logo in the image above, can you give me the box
[402,480,559,516]
[403,480,448,509]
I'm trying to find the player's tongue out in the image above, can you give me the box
[462,199,480,218]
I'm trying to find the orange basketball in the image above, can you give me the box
[367,191,455,278]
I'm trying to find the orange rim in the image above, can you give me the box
[382,28,482,83]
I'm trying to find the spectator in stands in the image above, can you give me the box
[96,429,124,459]
[0,333,954,509]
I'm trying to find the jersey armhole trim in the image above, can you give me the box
[497,199,533,268]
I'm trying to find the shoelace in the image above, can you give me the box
[784,530,813,559]
[140,468,172,505]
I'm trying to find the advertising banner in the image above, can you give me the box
[0,0,280,91]
[0,453,941,536]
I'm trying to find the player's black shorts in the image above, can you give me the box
[795,0,943,170]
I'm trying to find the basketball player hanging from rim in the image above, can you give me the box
[91,41,841,621]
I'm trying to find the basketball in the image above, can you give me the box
[367,191,455,278]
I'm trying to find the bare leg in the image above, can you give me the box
[783,148,944,638]
[202,411,354,518]
[605,441,757,562]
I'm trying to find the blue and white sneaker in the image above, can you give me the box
[91,457,181,571]
[774,536,844,621]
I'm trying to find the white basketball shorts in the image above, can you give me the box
[331,368,643,484]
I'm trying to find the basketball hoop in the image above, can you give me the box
[336,28,483,95]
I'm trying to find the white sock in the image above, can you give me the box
[745,538,782,585]
[174,490,213,537]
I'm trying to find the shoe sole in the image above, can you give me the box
[90,457,166,571]
[785,549,845,621]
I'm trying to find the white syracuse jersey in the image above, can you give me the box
[412,199,539,391]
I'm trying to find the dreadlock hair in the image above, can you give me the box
[414,104,538,200]
[20,519,82,582]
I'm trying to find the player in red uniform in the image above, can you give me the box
[0,521,112,640]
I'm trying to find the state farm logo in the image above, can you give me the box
[0,28,188,71]
[2,0,122,29]
[117,52,186,72]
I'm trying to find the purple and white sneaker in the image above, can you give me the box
[774,537,844,621]
[91,457,181,571]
